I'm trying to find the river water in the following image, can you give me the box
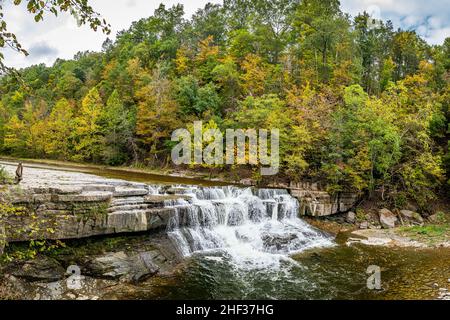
[118,185,449,301]
[1,160,449,300]
[122,245,449,300]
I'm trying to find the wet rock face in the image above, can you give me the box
[262,233,298,251]
[289,184,359,217]
[4,257,66,282]
[86,251,161,282]
[0,233,182,300]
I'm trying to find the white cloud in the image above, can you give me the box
[341,0,450,45]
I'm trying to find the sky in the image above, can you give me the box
[1,0,450,69]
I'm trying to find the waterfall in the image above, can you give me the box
[158,186,334,269]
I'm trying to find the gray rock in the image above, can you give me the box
[113,188,149,197]
[87,251,159,282]
[359,221,369,229]
[400,210,424,225]
[262,233,298,250]
[240,179,255,186]
[346,211,356,224]
[379,209,398,229]
[55,193,113,203]
[293,189,359,217]
[82,185,116,192]
[107,211,148,233]
[8,257,65,282]
[428,214,443,223]
[166,187,191,195]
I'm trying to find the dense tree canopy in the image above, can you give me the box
[0,0,449,210]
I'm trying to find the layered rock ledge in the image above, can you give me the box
[1,162,191,242]
[287,182,359,217]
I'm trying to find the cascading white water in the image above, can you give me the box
[159,186,334,270]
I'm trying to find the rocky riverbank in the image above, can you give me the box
[305,207,450,249]
[0,163,194,299]
[0,162,197,242]
[0,233,182,300]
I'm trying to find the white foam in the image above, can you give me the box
[165,187,335,270]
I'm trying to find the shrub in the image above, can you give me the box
[0,166,12,185]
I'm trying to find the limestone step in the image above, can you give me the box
[108,203,153,213]
[113,188,149,197]
[110,197,146,206]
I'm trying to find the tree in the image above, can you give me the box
[188,3,227,46]
[71,87,104,162]
[212,56,240,111]
[354,13,394,94]
[44,98,74,160]
[174,75,221,116]
[233,94,292,177]
[324,85,402,196]
[55,72,84,99]
[136,67,181,164]
[3,101,47,157]
[391,31,428,80]
[240,53,271,97]
[100,90,133,165]
[0,102,7,151]
[381,73,445,207]
[293,0,352,83]
[195,36,220,83]
[3,114,27,155]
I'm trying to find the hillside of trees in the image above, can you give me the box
[0,0,449,210]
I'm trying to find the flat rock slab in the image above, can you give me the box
[144,194,192,205]
[114,188,149,197]
[0,161,146,191]
[348,229,428,248]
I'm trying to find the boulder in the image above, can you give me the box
[428,214,444,224]
[400,210,424,226]
[346,211,356,224]
[7,256,65,282]
[379,209,398,229]
[262,233,298,251]
[359,221,369,229]
[86,251,159,282]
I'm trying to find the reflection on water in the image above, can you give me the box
[115,244,450,300]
